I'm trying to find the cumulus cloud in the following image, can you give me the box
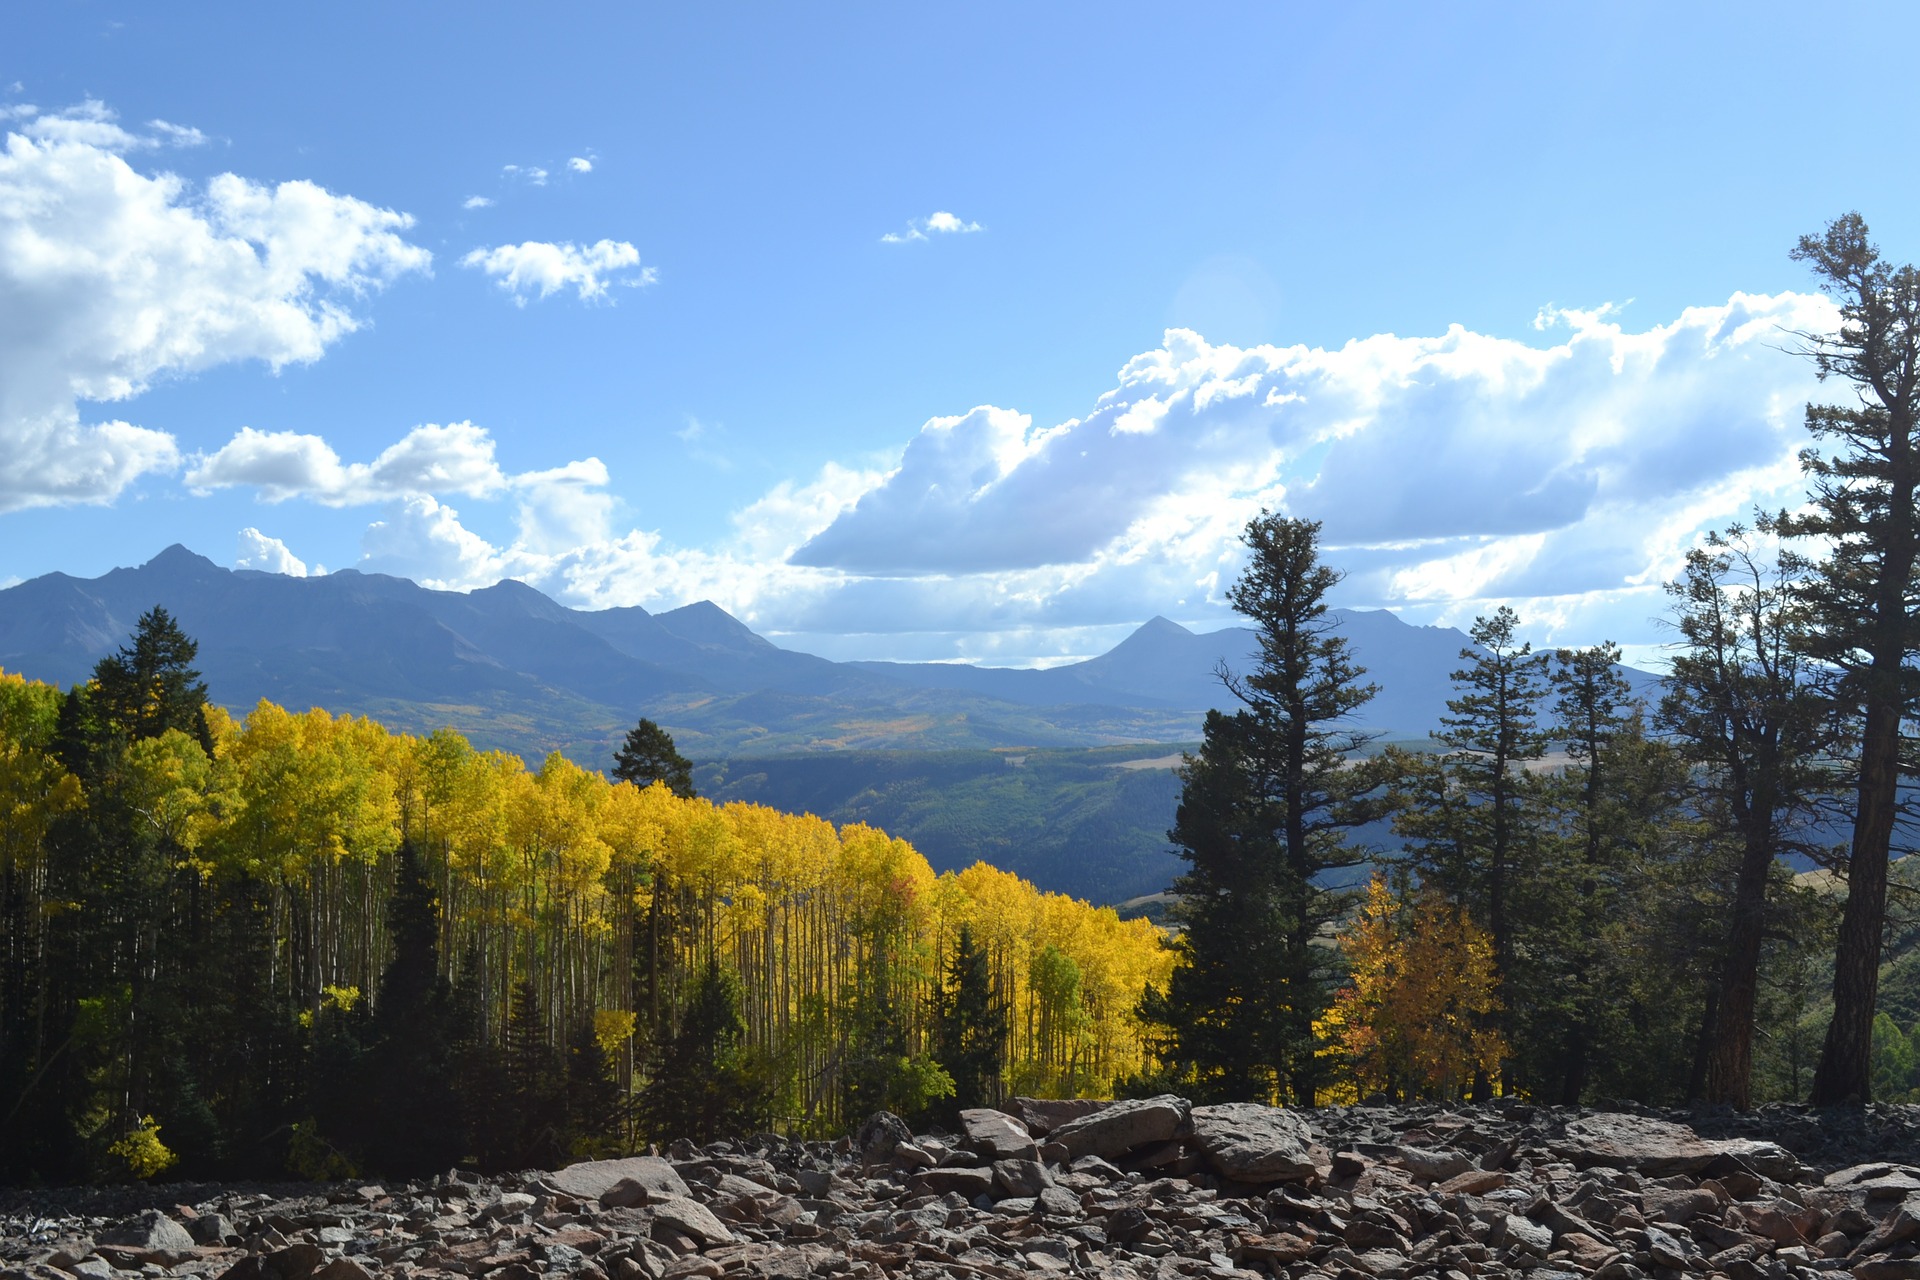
[235,527,309,576]
[187,420,516,504]
[568,156,593,174]
[881,210,984,243]
[501,163,549,186]
[460,239,654,304]
[361,495,522,587]
[463,195,493,209]
[0,100,430,514]
[793,296,1828,600]
[208,292,1840,666]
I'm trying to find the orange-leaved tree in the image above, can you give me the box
[1315,875,1507,1101]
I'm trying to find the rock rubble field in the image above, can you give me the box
[7,1099,1920,1280]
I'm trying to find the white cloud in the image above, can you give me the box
[206,292,1840,666]
[502,163,549,186]
[362,495,523,588]
[145,119,208,148]
[235,527,309,576]
[185,420,609,512]
[568,156,593,174]
[881,210,984,243]
[460,238,654,304]
[463,195,494,210]
[792,296,1829,600]
[0,101,430,514]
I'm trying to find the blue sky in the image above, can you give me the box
[4,3,1918,666]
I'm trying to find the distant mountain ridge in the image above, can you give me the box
[0,545,1659,767]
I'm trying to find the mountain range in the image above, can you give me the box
[0,544,1665,764]
[0,547,1663,901]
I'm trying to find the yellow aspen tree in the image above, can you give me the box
[1317,876,1508,1102]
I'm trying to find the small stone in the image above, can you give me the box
[648,1195,736,1246]
[311,1262,372,1280]
[853,1111,913,1161]
[1036,1186,1082,1218]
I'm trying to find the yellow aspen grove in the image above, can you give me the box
[1316,875,1508,1102]
[1,680,1177,1156]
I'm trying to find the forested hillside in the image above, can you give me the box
[0,618,1171,1183]
[697,746,1191,904]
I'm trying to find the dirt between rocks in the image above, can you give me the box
[6,1098,1920,1280]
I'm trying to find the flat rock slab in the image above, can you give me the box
[1009,1096,1108,1136]
[649,1194,736,1245]
[1189,1102,1316,1183]
[1551,1112,1796,1177]
[551,1155,691,1203]
[959,1107,1038,1159]
[1048,1093,1188,1161]
[98,1211,195,1254]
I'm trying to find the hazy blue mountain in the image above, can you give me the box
[0,547,1668,900]
[0,545,1662,760]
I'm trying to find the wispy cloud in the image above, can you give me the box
[677,416,735,470]
[463,195,494,210]
[881,209,984,244]
[145,119,208,148]
[502,163,549,186]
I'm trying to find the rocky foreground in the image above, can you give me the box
[7,1099,1920,1280]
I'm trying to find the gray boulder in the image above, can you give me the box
[1551,1112,1796,1177]
[854,1110,913,1161]
[909,1165,995,1198]
[552,1155,691,1203]
[959,1108,1038,1160]
[991,1157,1055,1198]
[1010,1096,1108,1135]
[98,1211,195,1254]
[649,1194,736,1245]
[1188,1102,1317,1183]
[1048,1093,1189,1161]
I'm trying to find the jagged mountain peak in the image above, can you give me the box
[142,543,220,574]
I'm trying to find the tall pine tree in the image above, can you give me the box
[1658,525,1830,1107]
[361,841,466,1176]
[1780,214,1920,1104]
[1145,514,1380,1103]
[1393,607,1547,1095]
[930,924,1006,1116]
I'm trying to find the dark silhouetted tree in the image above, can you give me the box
[362,842,466,1175]
[1659,524,1830,1107]
[930,924,1006,1116]
[1779,214,1920,1104]
[613,718,696,799]
[1145,514,1380,1103]
[640,960,768,1143]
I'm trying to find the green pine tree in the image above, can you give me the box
[1144,514,1381,1104]
[612,718,696,798]
[930,925,1006,1116]
[640,960,770,1143]
[362,841,467,1176]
